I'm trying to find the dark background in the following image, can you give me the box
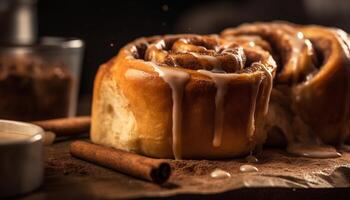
[37,0,350,113]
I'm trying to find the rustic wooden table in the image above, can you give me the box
[17,139,350,200]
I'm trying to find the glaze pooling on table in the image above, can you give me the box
[210,168,231,179]
[240,164,259,172]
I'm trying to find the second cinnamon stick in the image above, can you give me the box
[70,140,171,184]
[32,116,90,136]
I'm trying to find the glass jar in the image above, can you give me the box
[0,37,84,121]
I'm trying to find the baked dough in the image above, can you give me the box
[91,35,275,159]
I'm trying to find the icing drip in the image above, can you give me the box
[197,69,268,147]
[283,31,313,83]
[210,168,231,179]
[252,62,273,115]
[247,77,263,140]
[240,164,259,173]
[289,32,307,80]
[197,70,240,147]
[151,63,190,159]
[286,143,341,158]
[198,63,271,147]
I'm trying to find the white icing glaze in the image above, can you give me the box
[155,39,166,49]
[289,32,307,76]
[276,30,312,83]
[178,38,190,44]
[240,164,259,173]
[125,68,150,79]
[198,65,270,147]
[144,36,272,157]
[252,62,273,115]
[286,143,341,158]
[151,63,190,159]
[210,168,231,179]
[197,70,241,147]
[246,77,263,140]
[248,41,256,47]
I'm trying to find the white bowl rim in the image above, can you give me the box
[0,119,44,146]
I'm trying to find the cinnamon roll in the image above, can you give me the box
[222,22,350,157]
[91,34,276,159]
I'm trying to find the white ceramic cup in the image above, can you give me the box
[0,119,44,198]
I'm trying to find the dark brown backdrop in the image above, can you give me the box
[37,0,350,113]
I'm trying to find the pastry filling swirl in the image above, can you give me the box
[130,35,275,159]
[145,36,246,73]
[223,22,350,158]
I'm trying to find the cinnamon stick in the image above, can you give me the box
[70,140,171,184]
[32,116,90,136]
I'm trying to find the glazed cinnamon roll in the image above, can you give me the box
[222,22,350,157]
[91,34,276,159]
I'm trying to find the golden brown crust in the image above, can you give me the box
[91,34,276,159]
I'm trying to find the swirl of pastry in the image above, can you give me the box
[222,22,316,84]
[145,35,245,73]
[91,34,276,159]
[294,26,350,146]
[222,22,350,156]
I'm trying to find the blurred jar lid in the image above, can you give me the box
[0,0,37,45]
